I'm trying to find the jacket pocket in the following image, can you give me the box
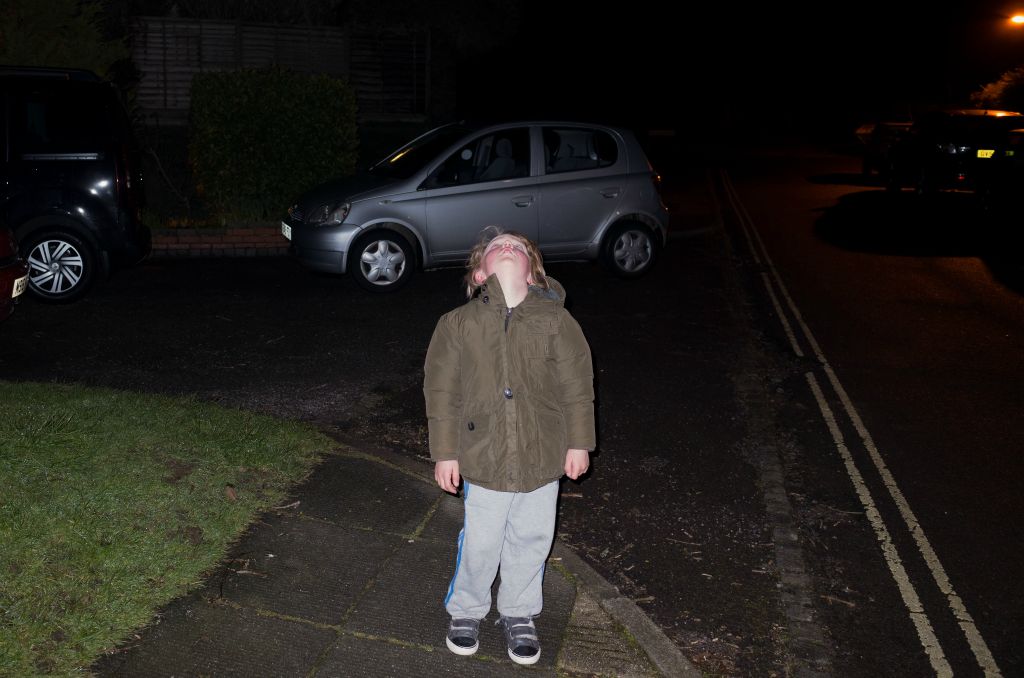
[458,412,494,481]
[533,409,567,478]
[523,317,557,358]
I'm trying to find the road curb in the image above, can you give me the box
[551,542,702,678]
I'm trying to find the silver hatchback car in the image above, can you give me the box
[282,121,669,291]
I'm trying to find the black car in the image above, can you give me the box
[1,67,149,302]
[884,109,1024,195]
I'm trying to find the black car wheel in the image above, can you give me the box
[602,221,658,278]
[348,229,415,292]
[23,229,98,303]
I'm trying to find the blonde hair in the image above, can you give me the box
[464,225,548,298]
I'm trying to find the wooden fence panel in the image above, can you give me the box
[132,16,427,125]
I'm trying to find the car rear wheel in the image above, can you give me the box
[602,221,658,278]
[23,228,98,303]
[348,229,415,292]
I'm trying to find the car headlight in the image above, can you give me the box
[307,202,351,226]
[938,143,971,155]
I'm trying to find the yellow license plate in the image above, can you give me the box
[977,149,995,159]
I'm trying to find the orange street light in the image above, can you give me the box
[1011,14,1024,25]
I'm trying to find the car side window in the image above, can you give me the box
[426,128,530,187]
[544,127,618,174]
[9,86,111,156]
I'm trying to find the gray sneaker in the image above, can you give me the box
[445,617,480,655]
[497,616,540,665]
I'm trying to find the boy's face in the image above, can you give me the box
[474,235,532,285]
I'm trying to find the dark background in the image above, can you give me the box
[455,0,1024,138]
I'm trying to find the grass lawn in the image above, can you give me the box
[0,381,333,676]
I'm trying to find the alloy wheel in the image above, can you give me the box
[28,239,85,296]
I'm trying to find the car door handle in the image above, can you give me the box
[512,196,534,207]
[601,188,620,198]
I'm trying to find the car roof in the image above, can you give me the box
[0,66,102,81]
[454,119,633,134]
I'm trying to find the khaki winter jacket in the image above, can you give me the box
[424,274,596,493]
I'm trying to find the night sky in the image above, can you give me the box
[456,0,1024,135]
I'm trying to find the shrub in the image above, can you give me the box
[0,0,128,78]
[189,68,358,221]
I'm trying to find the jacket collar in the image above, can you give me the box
[477,274,566,309]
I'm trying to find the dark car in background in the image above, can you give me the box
[0,225,29,322]
[1,67,150,303]
[883,109,1024,196]
[855,119,912,175]
[282,120,669,292]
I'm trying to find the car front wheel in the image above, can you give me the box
[602,222,658,278]
[348,229,415,292]
[23,228,99,303]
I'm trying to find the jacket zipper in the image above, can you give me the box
[503,304,516,487]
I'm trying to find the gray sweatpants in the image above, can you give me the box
[444,480,559,620]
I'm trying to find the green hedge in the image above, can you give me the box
[189,68,358,221]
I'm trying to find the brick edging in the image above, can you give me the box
[151,224,288,257]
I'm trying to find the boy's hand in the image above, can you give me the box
[564,448,590,480]
[435,459,461,494]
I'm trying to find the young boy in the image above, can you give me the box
[423,227,595,665]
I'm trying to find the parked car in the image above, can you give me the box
[883,109,1024,195]
[282,121,669,291]
[0,225,29,322]
[1,66,150,303]
[855,119,912,175]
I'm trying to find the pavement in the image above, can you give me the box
[92,441,701,677]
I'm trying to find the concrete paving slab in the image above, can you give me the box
[295,454,440,535]
[344,537,574,669]
[204,513,401,625]
[341,538,453,649]
[417,492,465,544]
[94,597,333,677]
[316,634,552,676]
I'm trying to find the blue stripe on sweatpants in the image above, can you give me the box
[443,482,470,606]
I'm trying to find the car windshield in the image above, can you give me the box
[369,124,472,180]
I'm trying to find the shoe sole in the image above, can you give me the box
[446,636,479,656]
[507,647,541,665]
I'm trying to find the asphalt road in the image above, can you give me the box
[3,152,1020,677]
[721,148,1024,678]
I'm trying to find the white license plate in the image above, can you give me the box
[12,274,28,299]
[281,222,292,240]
